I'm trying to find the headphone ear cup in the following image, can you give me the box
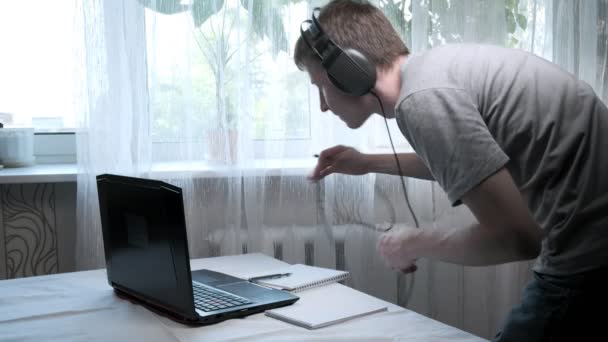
[324,48,377,97]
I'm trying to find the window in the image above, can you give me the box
[0,1,76,131]
[144,0,312,159]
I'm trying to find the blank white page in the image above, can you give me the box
[265,283,388,329]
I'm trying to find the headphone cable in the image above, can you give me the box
[371,90,419,308]
[370,91,419,229]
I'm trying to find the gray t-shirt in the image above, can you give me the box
[395,44,608,276]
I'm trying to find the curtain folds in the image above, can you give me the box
[74,0,151,270]
[74,0,608,338]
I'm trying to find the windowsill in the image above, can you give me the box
[149,159,316,179]
[0,158,318,184]
[0,164,78,184]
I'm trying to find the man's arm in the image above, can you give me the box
[310,145,435,181]
[365,153,434,180]
[379,167,542,269]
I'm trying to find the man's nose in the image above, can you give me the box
[320,102,329,112]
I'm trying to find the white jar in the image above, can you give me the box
[0,128,36,167]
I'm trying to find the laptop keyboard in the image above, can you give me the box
[192,282,253,312]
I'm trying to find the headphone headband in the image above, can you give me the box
[299,7,377,97]
[300,8,335,62]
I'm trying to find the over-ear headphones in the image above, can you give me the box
[300,8,377,97]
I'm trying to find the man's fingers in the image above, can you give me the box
[308,166,335,182]
[319,145,346,160]
[377,232,418,273]
[318,165,335,179]
[310,157,334,181]
[377,233,389,254]
[310,146,345,181]
[309,145,353,181]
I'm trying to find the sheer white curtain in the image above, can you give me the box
[74,0,399,278]
[74,0,608,339]
[74,0,151,270]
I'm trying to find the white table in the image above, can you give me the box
[0,253,487,341]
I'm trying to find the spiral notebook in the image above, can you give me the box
[265,283,388,329]
[248,264,349,292]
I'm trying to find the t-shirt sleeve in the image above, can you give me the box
[396,88,509,206]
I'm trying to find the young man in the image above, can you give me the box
[295,1,608,341]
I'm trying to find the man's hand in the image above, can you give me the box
[309,145,369,181]
[376,168,542,269]
[377,227,420,274]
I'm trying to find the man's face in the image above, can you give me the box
[306,64,373,129]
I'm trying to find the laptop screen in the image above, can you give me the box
[96,174,195,316]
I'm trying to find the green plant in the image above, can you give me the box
[140,0,300,131]
[378,0,528,48]
[505,0,528,47]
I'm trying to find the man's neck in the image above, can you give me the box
[372,55,407,118]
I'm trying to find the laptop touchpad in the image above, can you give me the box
[218,282,281,301]
[192,269,244,286]
[193,272,221,284]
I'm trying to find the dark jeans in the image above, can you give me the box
[493,268,608,342]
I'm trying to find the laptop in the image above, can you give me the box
[96,174,299,325]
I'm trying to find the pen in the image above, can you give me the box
[248,273,292,282]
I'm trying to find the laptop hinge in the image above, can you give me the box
[112,283,199,323]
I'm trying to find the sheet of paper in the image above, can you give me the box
[265,283,388,329]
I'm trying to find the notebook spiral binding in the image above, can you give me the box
[292,273,349,293]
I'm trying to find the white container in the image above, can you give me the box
[0,128,36,167]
